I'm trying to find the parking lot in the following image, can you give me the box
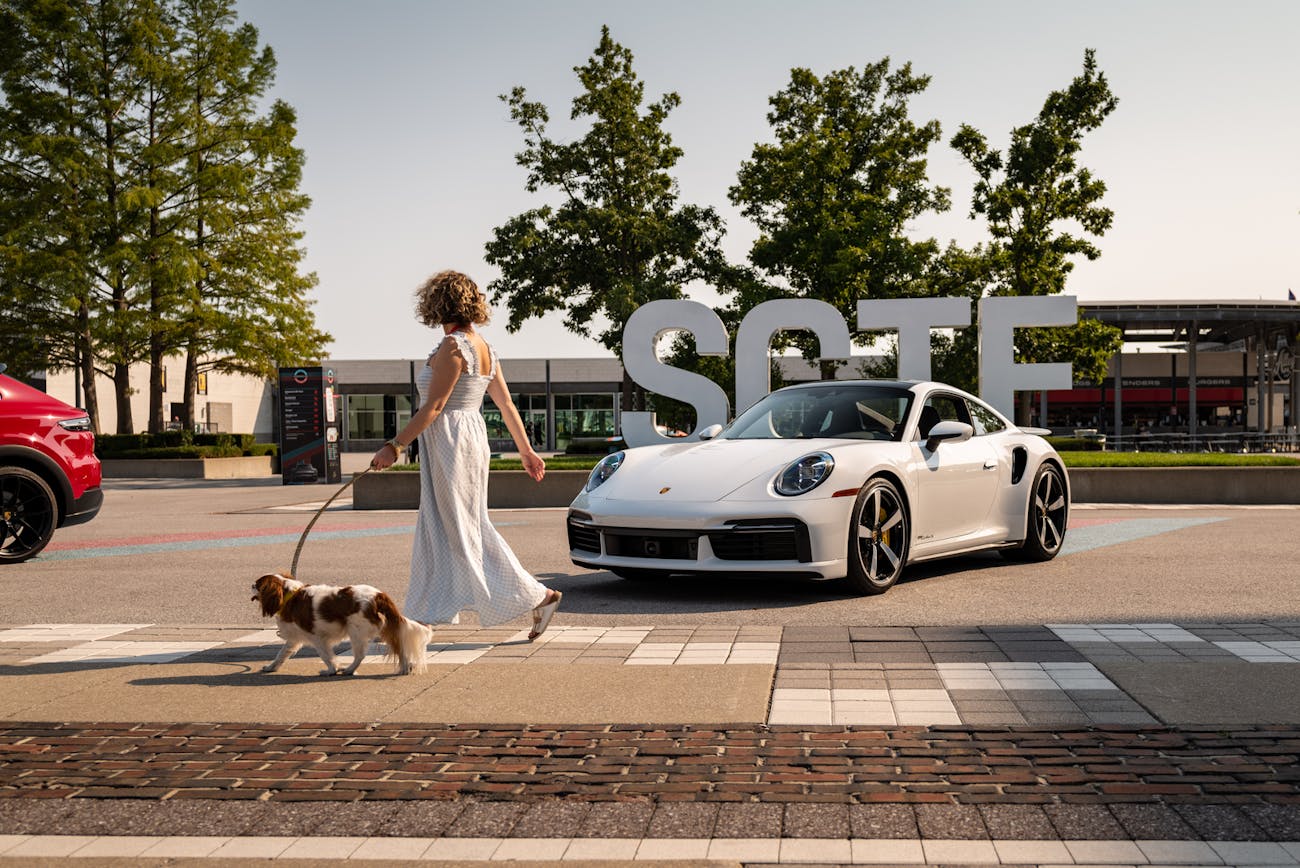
[8,477,1299,628]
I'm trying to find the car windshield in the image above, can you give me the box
[719,385,914,442]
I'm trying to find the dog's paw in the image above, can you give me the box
[259,664,277,673]
[319,668,338,677]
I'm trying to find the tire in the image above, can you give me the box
[0,466,59,564]
[1006,462,1068,562]
[611,568,663,581]
[845,476,909,595]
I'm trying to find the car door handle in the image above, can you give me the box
[983,461,998,470]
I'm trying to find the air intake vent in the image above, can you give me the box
[1011,447,1028,485]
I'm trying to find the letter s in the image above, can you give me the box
[621,300,730,447]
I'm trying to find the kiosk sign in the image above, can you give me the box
[278,366,342,485]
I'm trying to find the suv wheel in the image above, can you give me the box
[0,467,58,563]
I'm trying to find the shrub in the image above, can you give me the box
[1046,436,1105,452]
[95,433,272,459]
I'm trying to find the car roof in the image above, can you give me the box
[782,378,925,391]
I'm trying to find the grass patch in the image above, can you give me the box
[1060,451,1300,468]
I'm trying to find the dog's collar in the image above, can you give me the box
[276,586,305,619]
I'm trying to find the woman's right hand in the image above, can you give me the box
[521,450,545,482]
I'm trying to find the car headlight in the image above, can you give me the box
[58,416,93,432]
[585,451,625,492]
[775,452,834,496]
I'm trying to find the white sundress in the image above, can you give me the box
[404,332,549,626]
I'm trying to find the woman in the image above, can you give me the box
[369,270,561,639]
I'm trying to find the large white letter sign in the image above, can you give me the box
[734,299,853,413]
[856,298,971,380]
[978,295,1076,419]
[622,299,730,447]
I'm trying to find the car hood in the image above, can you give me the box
[595,438,851,503]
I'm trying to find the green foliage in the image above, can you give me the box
[0,0,328,434]
[95,431,272,457]
[1045,436,1105,452]
[728,59,950,367]
[485,25,726,403]
[1060,451,1300,468]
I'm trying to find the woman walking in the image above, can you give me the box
[370,270,561,639]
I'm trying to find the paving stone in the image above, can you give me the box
[1175,804,1268,841]
[1241,802,1300,840]
[1044,804,1127,840]
[714,802,782,838]
[1110,803,1197,839]
[577,802,655,837]
[847,804,918,839]
[443,801,525,837]
[646,802,718,838]
[783,803,849,838]
[914,803,987,839]
[381,801,464,837]
[848,627,918,641]
[978,804,1055,839]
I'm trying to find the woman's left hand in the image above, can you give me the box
[521,451,545,482]
[370,443,398,470]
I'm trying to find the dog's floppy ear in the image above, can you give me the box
[253,574,285,618]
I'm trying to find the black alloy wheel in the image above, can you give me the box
[845,477,909,595]
[0,467,58,564]
[1009,462,1068,561]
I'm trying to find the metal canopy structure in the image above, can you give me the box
[1079,300,1300,441]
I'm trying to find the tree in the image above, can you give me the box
[0,0,328,433]
[486,26,725,411]
[946,49,1122,419]
[170,0,328,429]
[728,59,950,377]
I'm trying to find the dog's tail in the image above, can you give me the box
[374,592,429,675]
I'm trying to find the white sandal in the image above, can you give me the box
[528,590,562,641]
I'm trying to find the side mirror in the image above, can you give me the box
[697,423,723,441]
[925,420,973,452]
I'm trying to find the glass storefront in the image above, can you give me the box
[345,394,412,442]
[554,393,616,451]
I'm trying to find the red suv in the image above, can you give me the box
[0,365,102,562]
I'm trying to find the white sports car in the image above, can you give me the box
[567,380,1069,595]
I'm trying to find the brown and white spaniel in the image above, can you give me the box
[251,573,432,676]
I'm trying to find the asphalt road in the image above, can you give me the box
[6,477,1299,627]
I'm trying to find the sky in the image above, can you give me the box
[234,0,1300,361]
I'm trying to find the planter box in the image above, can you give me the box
[354,470,587,510]
[101,456,275,479]
[1067,466,1300,505]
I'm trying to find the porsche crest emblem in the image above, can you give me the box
[659,487,671,494]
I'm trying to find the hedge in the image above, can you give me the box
[95,431,276,459]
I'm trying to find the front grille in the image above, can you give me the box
[708,519,812,563]
[567,518,601,554]
[603,531,698,560]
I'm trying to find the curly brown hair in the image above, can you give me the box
[414,270,491,327]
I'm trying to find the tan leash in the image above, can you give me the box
[289,466,373,578]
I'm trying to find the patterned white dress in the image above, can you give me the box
[404,332,549,626]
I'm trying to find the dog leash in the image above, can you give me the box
[289,466,374,578]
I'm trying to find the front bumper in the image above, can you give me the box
[61,486,103,527]
[567,495,854,579]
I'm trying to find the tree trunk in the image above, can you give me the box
[147,345,165,433]
[1017,390,1032,427]
[113,362,134,434]
[75,301,101,435]
[184,347,199,431]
